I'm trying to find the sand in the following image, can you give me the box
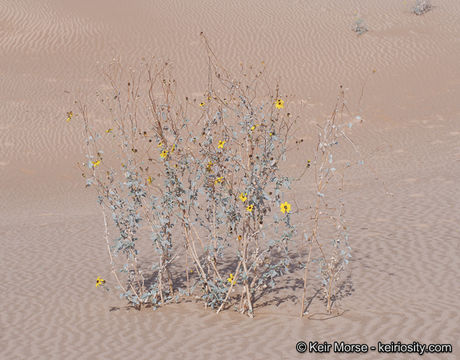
[1,0,459,359]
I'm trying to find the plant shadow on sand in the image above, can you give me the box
[119,249,355,317]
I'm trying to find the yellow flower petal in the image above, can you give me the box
[96,276,105,288]
[275,99,284,109]
[227,273,236,285]
[280,201,291,214]
[66,111,73,122]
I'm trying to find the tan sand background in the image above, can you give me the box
[1,0,459,358]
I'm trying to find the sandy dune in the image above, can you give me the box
[1,0,459,359]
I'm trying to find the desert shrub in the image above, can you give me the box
[76,36,296,317]
[74,35,363,317]
[77,59,185,308]
[192,38,296,316]
[299,87,361,316]
[413,0,432,15]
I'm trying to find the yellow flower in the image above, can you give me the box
[66,111,73,122]
[199,102,205,107]
[218,140,226,149]
[250,124,260,131]
[239,192,247,202]
[246,204,254,212]
[214,176,224,185]
[275,99,284,109]
[170,144,176,153]
[206,161,213,172]
[91,160,101,168]
[157,142,163,148]
[147,176,152,184]
[227,273,236,285]
[280,201,291,214]
[106,128,112,133]
[160,150,168,159]
[269,132,273,136]
[96,276,105,288]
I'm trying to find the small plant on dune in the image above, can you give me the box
[352,18,368,36]
[299,87,359,317]
[412,0,432,15]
